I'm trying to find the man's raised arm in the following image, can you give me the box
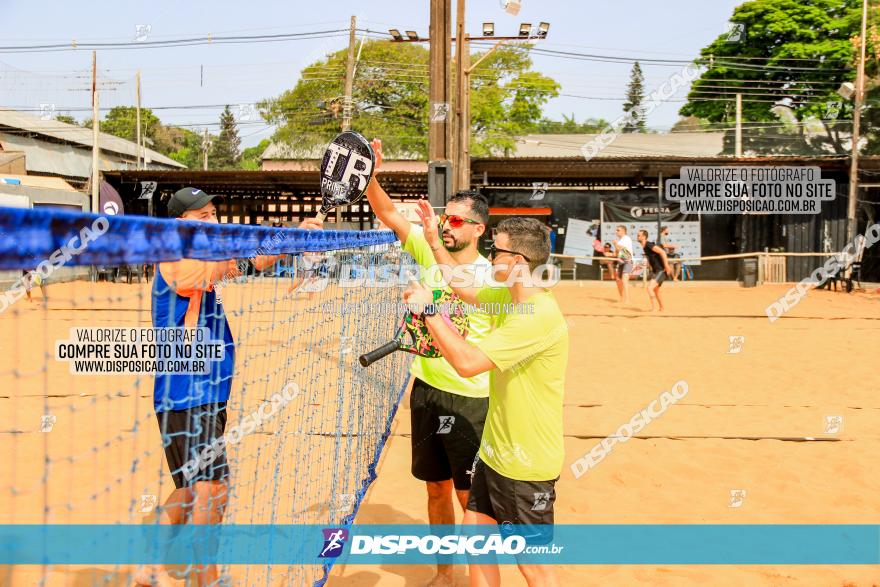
[365,139,412,244]
[413,200,485,306]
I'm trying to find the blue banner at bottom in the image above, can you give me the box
[1,525,877,565]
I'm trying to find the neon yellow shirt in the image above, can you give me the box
[402,226,491,398]
[476,286,569,480]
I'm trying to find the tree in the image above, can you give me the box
[98,106,162,144]
[209,106,241,169]
[262,40,559,158]
[857,12,880,155]
[240,139,270,170]
[670,116,709,133]
[622,61,647,133]
[165,127,206,169]
[54,114,78,126]
[79,105,208,168]
[530,114,611,133]
[679,0,865,155]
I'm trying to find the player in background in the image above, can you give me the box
[22,269,48,303]
[366,139,493,587]
[406,201,568,587]
[658,226,682,281]
[611,225,634,303]
[637,229,673,312]
[135,187,321,587]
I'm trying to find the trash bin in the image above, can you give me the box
[742,258,758,288]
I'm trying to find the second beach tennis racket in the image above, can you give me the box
[359,289,469,367]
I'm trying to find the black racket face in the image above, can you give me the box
[319,131,375,215]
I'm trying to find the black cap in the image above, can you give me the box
[167,187,223,218]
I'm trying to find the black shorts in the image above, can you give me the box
[466,459,557,544]
[650,269,668,285]
[157,403,229,489]
[410,377,488,490]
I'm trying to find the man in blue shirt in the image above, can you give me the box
[135,188,321,587]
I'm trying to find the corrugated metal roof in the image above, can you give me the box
[262,142,326,160]
[262,140,423,161]
[0,109,184,168]
[262,133,725,161]
[0,132,180,177]
[509,133,725,158]
[0,173,76,191]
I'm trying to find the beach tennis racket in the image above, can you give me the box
[359,289,469,367]
[316,130,375,222]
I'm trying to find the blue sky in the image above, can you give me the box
[0,0,743,147]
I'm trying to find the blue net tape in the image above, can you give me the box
[0,206,397,269]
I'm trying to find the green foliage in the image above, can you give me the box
[209,105,241,169]
[468,44,560,156]
[240,139,270,170]
[165,127,205,169]
[99,106,162,144]
[622,62,647,133]
[530,114,611,133]
[262,40,559,158]
[680,0,863,154]
[54,114,78,125]
[82,106,208,168]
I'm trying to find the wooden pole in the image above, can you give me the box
[657,172,663,239]
[735,93,742,158]
[342,16,357,132]
[453,0,465,192]
[91,51,100,214]
[340,15,357,225]
[203,128,209,171]
[847,0,869,245]
[135,70,142,170]
[458,36,471,191]
[429,0,452,162]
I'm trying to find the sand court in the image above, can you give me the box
[1,279,878,585]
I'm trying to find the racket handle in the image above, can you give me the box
[315,211,328,223]
[359,340,400,367]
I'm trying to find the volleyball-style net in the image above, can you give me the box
[0,206,413,586]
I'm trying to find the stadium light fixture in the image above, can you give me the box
[536,22,550,38]
[388,29,403,41]
[518,23,532,37]
[405,30,420,41]
[483,22,495,37]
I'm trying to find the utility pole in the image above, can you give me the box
[735,93,742,158]
[428,0,453,207]
[136,69,142,170]
[847,0,869,245]
[393,14,548,198]
[342,16,357,133]
[455,35,471,191]
[91,51,100,214]
[202,128,210,171]
[453,0,468,192]
[455,39,507,189]
[339,15,358,225]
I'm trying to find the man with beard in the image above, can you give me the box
[366,139,493,587]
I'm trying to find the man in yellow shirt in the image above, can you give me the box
[405,201,568,587]
[366,140,494,586]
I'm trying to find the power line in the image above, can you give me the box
[0,29,351,54]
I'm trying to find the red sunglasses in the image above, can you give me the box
[439,214,481,229]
